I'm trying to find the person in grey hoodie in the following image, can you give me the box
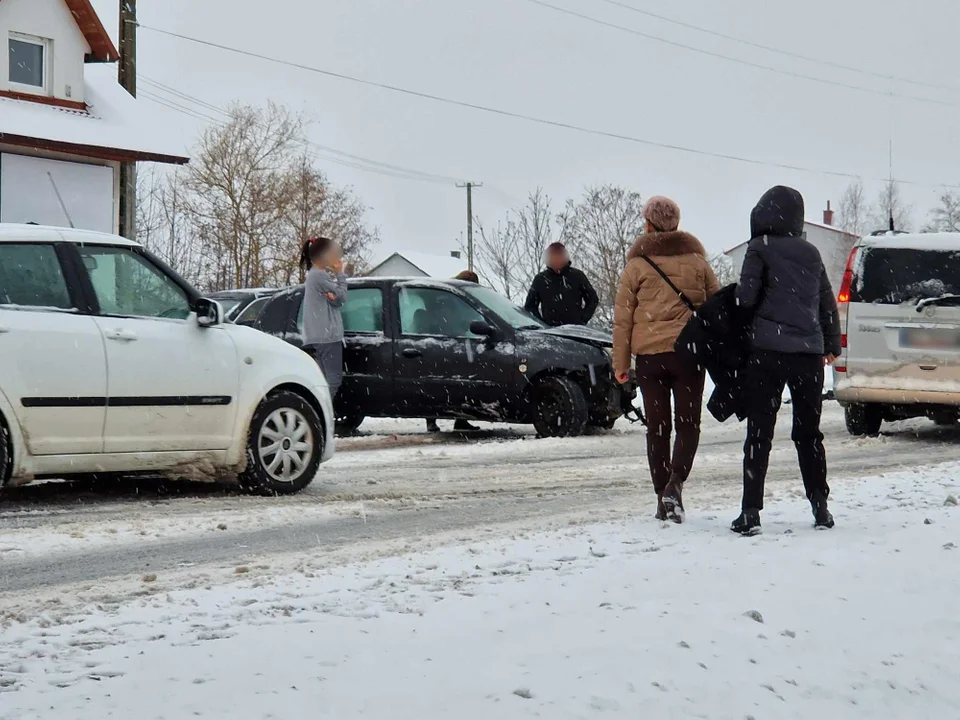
[299,236,348,396]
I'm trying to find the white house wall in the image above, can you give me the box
[0,152,116,233]
[0,0,90,103]
[724,224,856,293]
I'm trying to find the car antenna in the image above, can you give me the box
[887,134,895,232]
[47,172,75,229]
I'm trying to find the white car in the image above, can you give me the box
[0,224,335,494]
[834,231,960,435]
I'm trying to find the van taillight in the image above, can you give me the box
[837,246,858,304]
[841,334,847,348]
[835,365,846,373]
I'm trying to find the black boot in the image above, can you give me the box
[655,495,667,521]
[810,491,835,529]
[661,478,685,524]
[731,509,762,536]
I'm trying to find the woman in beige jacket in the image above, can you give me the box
[614,196,719,523]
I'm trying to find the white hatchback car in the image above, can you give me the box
[835,231,960,435]
[0,224,334,494]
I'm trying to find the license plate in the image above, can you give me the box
[899,327,960,349]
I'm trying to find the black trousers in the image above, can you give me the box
[742,351,829,510]
[635,353,705,495]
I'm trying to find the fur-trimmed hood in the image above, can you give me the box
[626,231,707,261]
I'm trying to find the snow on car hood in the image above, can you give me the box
[531,325,614,348]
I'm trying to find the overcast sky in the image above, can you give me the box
[91,0,960,258]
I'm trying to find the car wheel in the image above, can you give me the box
[844,403,882,437]
[240,391,324,496]
[335,410,365,435]
[0,415,11,489]
[533,375,589,438]
[931,409,959,427]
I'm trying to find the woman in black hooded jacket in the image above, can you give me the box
[731,186,842,535]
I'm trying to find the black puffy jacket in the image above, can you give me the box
[735,186,842,357]
[524,264,599,327]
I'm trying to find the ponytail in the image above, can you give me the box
[299,236,334,275]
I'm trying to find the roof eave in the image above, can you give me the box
[0,133,189,165]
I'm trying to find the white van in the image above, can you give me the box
[834,231,960,435]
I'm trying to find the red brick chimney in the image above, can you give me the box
[823,200,834,226]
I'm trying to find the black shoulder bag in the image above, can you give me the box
[640,255,697,313]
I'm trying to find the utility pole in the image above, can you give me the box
[456,181,482,271]
[118,0,137,240]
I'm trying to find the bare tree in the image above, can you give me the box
[473,188,559,301]
[558,185,645,327]
[924,189,960,233]
[838,179,869,237]
[710,252,738,286]
[282,154,380,284]
[870,179,913,232]
[180,102,303,291]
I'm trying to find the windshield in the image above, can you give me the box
[211,294,249,320]
[853,248,960,305]
[464,286,546,329]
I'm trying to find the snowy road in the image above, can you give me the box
[3,404,960,597]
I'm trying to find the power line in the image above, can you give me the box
[138,76,465,186]
[591,0,960,95]
[136,24,960,190]
[523,0,960,109]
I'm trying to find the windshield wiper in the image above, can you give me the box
[916,294,960,312]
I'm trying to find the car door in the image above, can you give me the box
[294,284,394,417]
[76,244,241,454]
[394,285,515,419]
[0,240,106,455]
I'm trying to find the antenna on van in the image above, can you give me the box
[47,172,75,229]
[887,132,895,232]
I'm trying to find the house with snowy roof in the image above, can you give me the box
[366,249,469,279]
[0,0,187,234]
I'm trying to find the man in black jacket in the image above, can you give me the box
[731,186,842,536]
[524,243,599,327]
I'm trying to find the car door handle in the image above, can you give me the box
[402,348,422,359]
[104,329,138,342]
[919,364,938,371]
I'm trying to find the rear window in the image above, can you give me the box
[853,248,960,304]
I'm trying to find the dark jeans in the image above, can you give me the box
[742,351,829,510]
[312,342,343,397]
[635,353,705,494]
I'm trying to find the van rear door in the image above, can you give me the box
[846,245,960,393]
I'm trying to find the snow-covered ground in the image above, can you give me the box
[2,462,958,719]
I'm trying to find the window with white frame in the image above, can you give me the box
[8,34,48,91]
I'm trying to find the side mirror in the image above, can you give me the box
[195,298,224,328]
[470,320,497,339]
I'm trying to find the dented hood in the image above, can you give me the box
[530,325,613,348]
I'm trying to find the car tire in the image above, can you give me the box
[335,410,365,435]
[533,375,589,438]
[932,410,959,427]
[0,415,11,489]
[240,391,325,496]
[845,403,882,437]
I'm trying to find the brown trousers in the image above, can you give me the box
[635,352,705,494]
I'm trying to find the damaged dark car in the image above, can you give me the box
[253,278,635,437]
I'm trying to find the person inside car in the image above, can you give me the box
[299,236,348,397]
[524,243,599,327]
